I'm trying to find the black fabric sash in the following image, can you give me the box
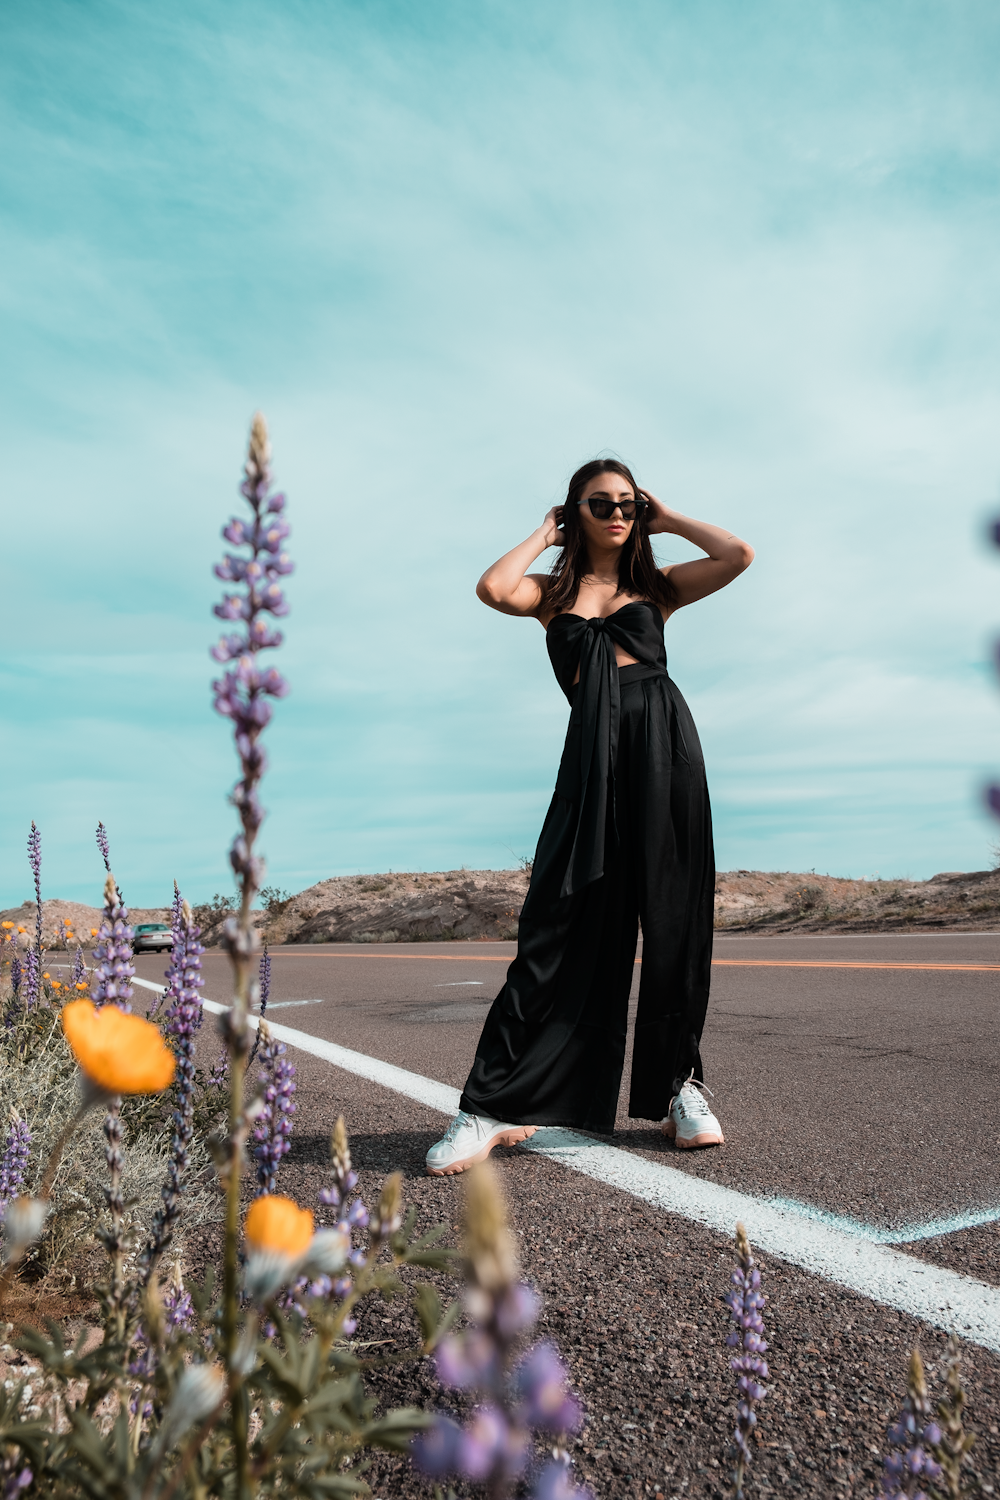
[552,615,665,898]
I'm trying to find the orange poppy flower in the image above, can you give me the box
[61,999,176,1095]
[244,1195,315,1257]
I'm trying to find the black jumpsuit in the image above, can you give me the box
[459,600,715,1134]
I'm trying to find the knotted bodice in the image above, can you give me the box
[545,600,667,895]
[546,598,667,700]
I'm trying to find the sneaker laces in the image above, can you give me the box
[674,1072,715,1118]
[441,1110,475,1144]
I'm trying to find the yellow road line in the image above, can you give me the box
[202,951,1000,973]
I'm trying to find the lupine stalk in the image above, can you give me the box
[28,823,41,941]
[26,824,42,1005]
[211,413,292,1500]
[90,869,134,1013]
[88,855,134,1341]
[0,1119,31,1216]
[21,951,39,1013]
[882,1348,942,1500]
[9,955,21,1001]
[932,1337,976,1497]
[103,1100,127,1339]
[148,887,185,1020]
[411,1163,589,1500]
[70,947,86,988]
[252,1021,296,1196]
[247,943,270,1069]
[725,1223,770,1500]
[138,892,205,1285]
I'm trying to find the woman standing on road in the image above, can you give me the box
[426,459,753,1175]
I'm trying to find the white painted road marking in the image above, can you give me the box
[260,998,328,1010]
[129,976,1000,1353]
[434,981,485,987]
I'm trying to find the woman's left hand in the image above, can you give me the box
[638,488,676,535]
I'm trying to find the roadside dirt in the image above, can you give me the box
[6,864,1000,952]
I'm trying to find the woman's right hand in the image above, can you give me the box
[540,505,566,548]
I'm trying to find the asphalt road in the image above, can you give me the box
[135,928,1000,1234]
[124,931,1000,1499]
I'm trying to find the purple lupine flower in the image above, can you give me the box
[883,1348,943,1500]
[207,1051,229,1089]
[138,893,205,1282]
[411,1163,589,1500]
[0,1118,31,1215]
[513,1344,583,1434]
[89,870,134,1012]
[252,1022,296,1196]
[211,413,292,922]
[164,1278,195,1334]
[726,1222,770,1500]
[930,1336,976,1497]
[96,821,111,871]
[27,819,42,958]
[148,887,185,1019]
[534,1459,589,1500]
[18,822,43,1010]
[21,950,39,1012]
[128,1277,197,1415]
[319,1114,360,1213]
[0,1461,32,1500]
[247,942,270,1069]
[71,947,86,987]
[10,954,21,1000]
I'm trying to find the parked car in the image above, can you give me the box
[133,922,174,954]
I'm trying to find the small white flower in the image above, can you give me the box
[244,1247,297,1301]
[157,1364,225,1452]
[1,1198,47,1261]
[300,1226,350,1277]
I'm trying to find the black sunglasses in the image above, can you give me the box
[576,495,648,521]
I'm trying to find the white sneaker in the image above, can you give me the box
[661,1075,724,1148]
[425,1110,537,1176]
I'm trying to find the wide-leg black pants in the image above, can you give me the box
[459,665,715,1133]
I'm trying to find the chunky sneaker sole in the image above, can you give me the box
[661,1115,725,1148]
[660,1076,725,1148]
[425,1114,538,1176]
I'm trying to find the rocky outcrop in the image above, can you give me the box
[713,867,1000,933]
[263,869,529,945]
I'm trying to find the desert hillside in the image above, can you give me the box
[5,865,1000,949]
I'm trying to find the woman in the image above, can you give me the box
[426,459,753,1175]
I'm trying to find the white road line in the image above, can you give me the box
[261,998,328,1010]
[130,977,1000,1354]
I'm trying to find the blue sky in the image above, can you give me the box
[3,0,1000,907]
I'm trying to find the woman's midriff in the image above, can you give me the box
[570,650,639,687]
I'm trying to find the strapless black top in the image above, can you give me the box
[546,598,666,699]
[545,600,667,896]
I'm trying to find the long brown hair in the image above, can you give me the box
[545,459,678,615]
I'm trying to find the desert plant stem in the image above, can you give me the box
[222,1011,250,1500]
[104,1100,127,1343]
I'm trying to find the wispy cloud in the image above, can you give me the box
[2,0,1000,903]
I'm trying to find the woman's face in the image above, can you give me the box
[577,472,637,553]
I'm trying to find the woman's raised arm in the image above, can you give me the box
[476,507,565,617]
[640,489,754,610]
